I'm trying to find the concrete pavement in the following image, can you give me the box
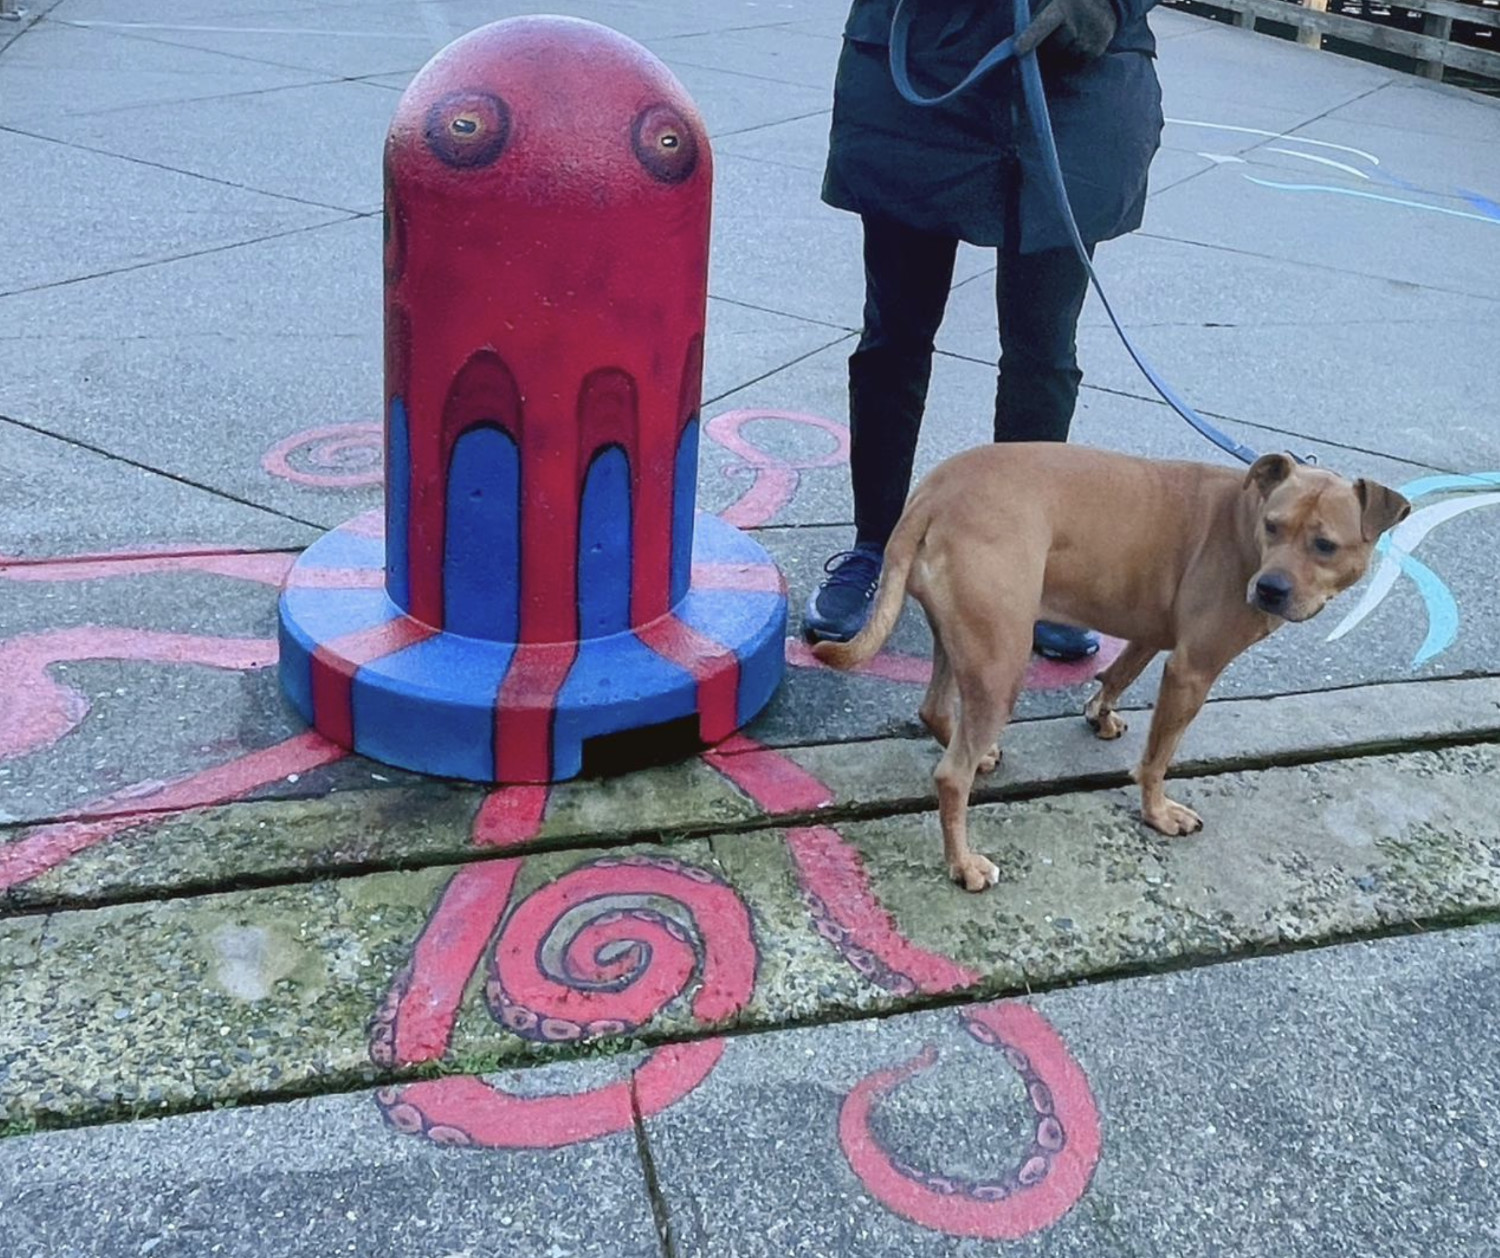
[2,0,1500,1253]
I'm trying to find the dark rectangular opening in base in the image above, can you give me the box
[579,714,705,779]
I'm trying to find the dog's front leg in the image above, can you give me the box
[1084,639,1158,739]
[1132,649,1223,836]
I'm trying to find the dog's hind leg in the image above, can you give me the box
[918,613,958,750]
[1084,639,1158,740]
[931,581,1034,891]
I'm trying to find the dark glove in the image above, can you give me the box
[1014,0,1118,61]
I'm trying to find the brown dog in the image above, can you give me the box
[813,443,1410,891]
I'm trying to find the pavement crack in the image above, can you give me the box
[0,411,325,533]
[630,1072,681,1258]
[0,122,367,218]
[702,331,858,407]
[8,685,1500,918]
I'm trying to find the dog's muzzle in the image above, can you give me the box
[1249,570,1294,616]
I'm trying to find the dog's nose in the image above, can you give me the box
[1255,573,1292,608]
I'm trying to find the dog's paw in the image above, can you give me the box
[1086,708,1127,740]
[1143,798,1203,837]
[949,854,1001,892]
[977,743,1003,774]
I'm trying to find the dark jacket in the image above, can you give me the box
[822,0,1164,251]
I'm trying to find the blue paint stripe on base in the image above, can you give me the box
[551,633,698,780]
[578,446,632,639]
[354,633,517,781]
[670,418,699,606]
[296,522,385,572]
[444,425,521,640]
[675,588,787,726]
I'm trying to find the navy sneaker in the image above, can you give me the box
[1033,620,1100,662]
[803,543,884,643]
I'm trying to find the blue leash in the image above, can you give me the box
[888,0,1299,467]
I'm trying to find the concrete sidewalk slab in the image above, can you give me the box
[15,79,398,214]
[0,216,382,531]
[0,19,330,128]
[0,1060,662,1258]
[1156,20,1396,113]
[1141,151,1499,301]
[1325,75,1500,141]
[0,418,317,558]
[6,743,1500,1130]
[654,21,845,91]
[643,923,1500,1256]
[0,129,346,296]
[50,11,442,80]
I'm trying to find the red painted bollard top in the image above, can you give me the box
[383,16,711,640]
[278,17,786,784]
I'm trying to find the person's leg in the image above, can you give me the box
[994,209,1100,661]
[993,240,1092,445]
[804,215,959,643]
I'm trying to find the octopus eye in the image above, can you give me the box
[632,104,699,185]
[425,90,511,169]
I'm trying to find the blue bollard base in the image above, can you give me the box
[277,510,787,783]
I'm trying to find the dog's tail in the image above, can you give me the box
[811,499,928,671]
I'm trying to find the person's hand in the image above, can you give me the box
[1014,0,1118,60]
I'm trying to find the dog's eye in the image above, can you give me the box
[1313,537,1339,557]
[1264,520,1280,538]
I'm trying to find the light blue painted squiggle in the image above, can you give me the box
[1243,177,1500,227]
[1389,545,1461,667]
[1328,477,1500,667]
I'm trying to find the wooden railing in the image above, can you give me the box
[1166,0,1500,82]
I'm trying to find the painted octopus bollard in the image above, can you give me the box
[277,17,787,783]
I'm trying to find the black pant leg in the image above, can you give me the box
[848,215,959,547]
[993,219,1094,444]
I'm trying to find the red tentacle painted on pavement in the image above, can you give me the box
[702,733,835,814]
[375,1039,726,1150]
[706,409,850,529]
[839,1002,1101,1239]
[1,550,296,587]
[472,785,552,848]
[372,787,754,1150]
[785,635,1129,694]
[699,740,1101,1241]
[0,628,278,765]
[788,824,976,997]
[486,856,755,1043]
[262,423,384,489]
[0,731,345,893]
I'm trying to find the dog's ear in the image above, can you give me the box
[1354,479,1411,542]
[1244,453,1293,497]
